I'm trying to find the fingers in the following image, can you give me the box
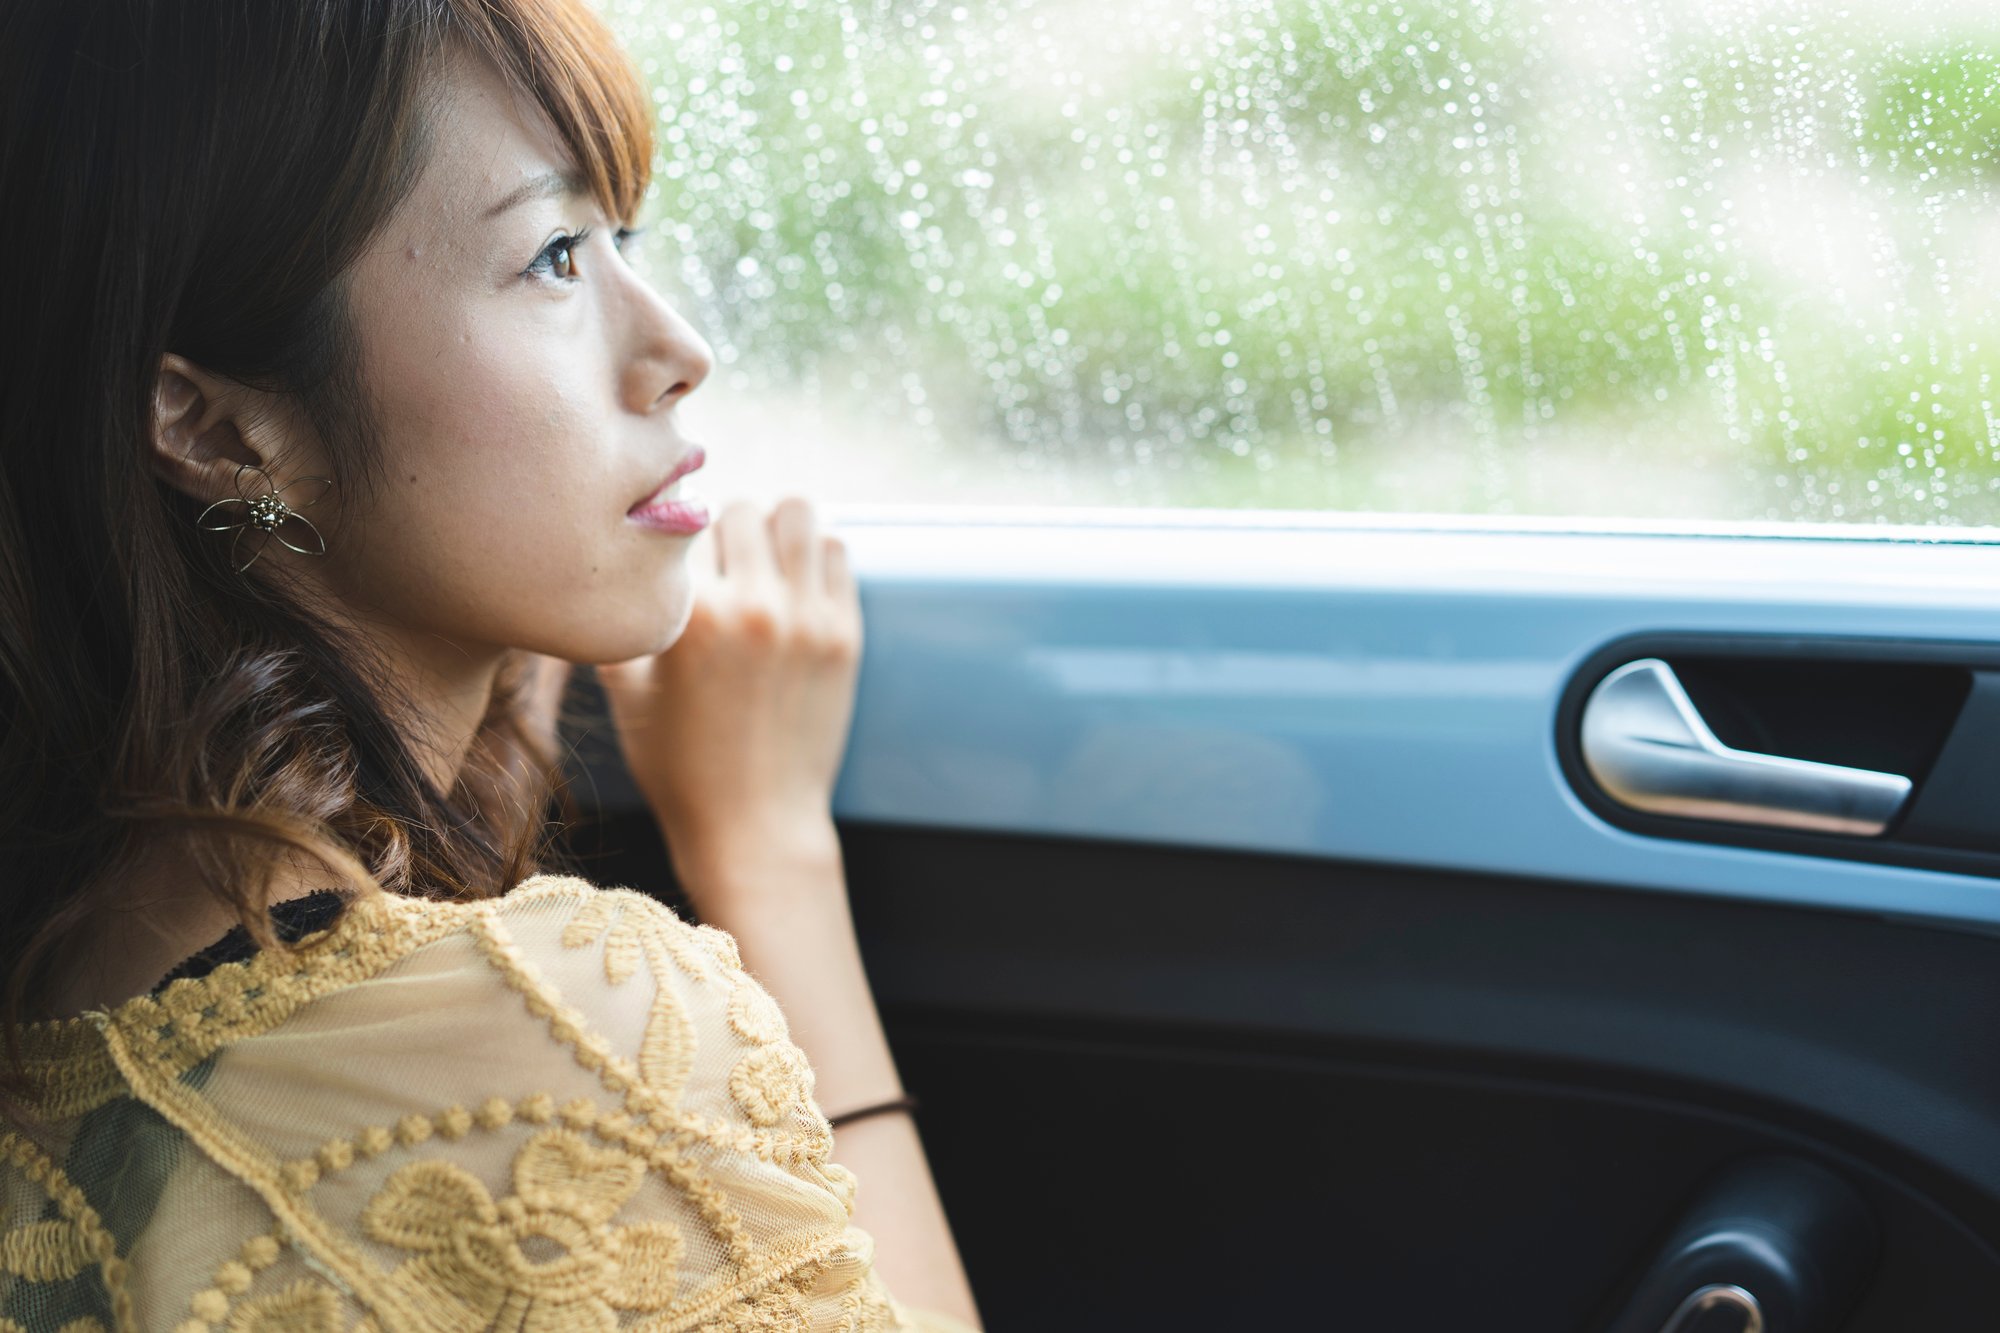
[714,500,772,581]
[768,497,823,592]
[823,533,855,603]
[707,497,858,639]
[519,652,574,741]
[721,496,840,593]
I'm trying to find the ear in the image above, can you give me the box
[147,353,291,506]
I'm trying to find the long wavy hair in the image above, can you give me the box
[0,0,654,1063]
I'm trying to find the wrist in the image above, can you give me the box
[661,805,845,912]
[664,800,836,872]
[826,1092,918,1128]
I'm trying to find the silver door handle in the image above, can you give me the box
[1580,659,1912,837]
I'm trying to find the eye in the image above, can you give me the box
[526,227,593,283]
[613,225,646,256]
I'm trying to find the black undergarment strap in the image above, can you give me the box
[151,889,348,992]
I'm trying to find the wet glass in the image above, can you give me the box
[611,0,2000,528]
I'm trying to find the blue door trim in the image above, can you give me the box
[828,509,2000,931]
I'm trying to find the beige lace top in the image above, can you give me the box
[2,875,976,1333]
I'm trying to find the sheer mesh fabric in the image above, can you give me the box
[1,877,974,1332]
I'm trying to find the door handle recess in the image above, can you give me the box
[1580,659,1912,837]
[1601,1156,1876,1333]
[1658,1284,1762,1333]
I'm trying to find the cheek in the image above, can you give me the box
[388,308,584,479]
[336,304,694,660]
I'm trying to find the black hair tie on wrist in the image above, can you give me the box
[828,1094,920,1129]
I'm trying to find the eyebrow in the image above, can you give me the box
[483,169,588,220]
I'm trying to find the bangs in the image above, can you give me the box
[452,0,654,223]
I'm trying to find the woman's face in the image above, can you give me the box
[317,49,714,671]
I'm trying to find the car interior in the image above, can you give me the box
[557,517,2000,1331]
[572,0,2000,1325]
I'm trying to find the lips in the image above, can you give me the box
[629,444,707,515]
[628,444,710,536]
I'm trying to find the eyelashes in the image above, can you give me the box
[525,226,590,282]
[524,225,647,283]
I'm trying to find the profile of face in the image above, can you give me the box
[157,46,715,677]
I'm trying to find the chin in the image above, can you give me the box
[594,591,695,662]
[650,593,696,653]
[652,608,700,656]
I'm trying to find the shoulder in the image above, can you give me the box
[15,874,907,1330]
[473,874,771,1075]
[496,873,744,975]
[86,874,776,1114]
[472,875,819,1141]
[81,871,833,1193]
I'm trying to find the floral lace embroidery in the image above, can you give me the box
[8,878,935,1333]
[838,1269,908,1333]
[726,985,790,1047]
[558,892,698,1098]
[553,891,820,1136]
[727,1045,815,1129]
[701,1267,815,1332]
[172,1230,292,1333]
[0,1133,130,1331]
[218,1279,339,1332]
[361,1126,682,1333]
[471,909,764,1272]
[0,1218,93,1285]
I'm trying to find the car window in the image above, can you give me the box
[610,0,2000,530]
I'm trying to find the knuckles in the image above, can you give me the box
[797,616,859,665]
[728,598,784,646]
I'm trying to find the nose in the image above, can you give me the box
[620,271,713,415]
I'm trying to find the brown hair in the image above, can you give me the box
[0,0,654,1077]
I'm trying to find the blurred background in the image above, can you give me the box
[607,0,2000,528]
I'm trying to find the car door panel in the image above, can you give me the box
[568,515,2000,1329]
[831,517,2000,922]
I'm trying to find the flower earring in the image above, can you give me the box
[196,463,334,574]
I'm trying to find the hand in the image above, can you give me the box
[595,498,863,895]
[518,652,574,760]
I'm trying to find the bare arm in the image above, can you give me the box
[596,498,981,1329]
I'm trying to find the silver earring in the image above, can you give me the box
[196,463,333,574]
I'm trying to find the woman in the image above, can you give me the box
[0,0,981,1328]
